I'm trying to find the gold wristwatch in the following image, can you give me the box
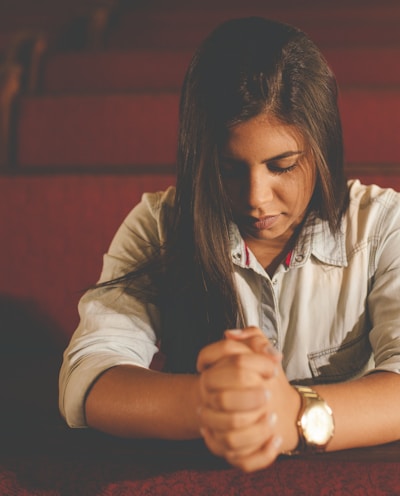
[285,385,335,455]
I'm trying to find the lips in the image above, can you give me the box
[237,214,280,232]
[247,215,280,230]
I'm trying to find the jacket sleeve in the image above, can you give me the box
[59,188,174,428]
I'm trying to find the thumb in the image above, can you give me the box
[225,327,282,361]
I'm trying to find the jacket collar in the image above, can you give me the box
[229,213,348,271]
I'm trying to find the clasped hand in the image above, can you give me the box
[196,327,299,472]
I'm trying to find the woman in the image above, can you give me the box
[59,17,400,472]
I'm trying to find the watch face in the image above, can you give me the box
[301,403,334,445]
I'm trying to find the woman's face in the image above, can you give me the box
[220,114,316,247]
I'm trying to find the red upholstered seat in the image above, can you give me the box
[14,88,400,168]
[16,93,180,167]
[40,46,400,94]
[0,174,175,340]
[106,6,400,49]
[41,50,193,93]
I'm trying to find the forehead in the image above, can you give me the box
[223,114,304,158]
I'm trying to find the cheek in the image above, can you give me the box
[280,173,315,212]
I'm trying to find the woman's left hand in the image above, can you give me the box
[197,327,300,472]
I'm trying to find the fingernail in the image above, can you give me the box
[269,412,278,427]
[265,390,271,401]
[225,329,243,336]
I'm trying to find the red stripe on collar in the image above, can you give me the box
[245,244,250,266]
[244,246,292,268]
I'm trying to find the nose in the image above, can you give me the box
[245,167,274,210]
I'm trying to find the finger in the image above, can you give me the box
[200,427,226,458]
[224,326,264,340]
[225,328,282,361]
[197,339,253,373]
[208,412,275,453]
[202,387,269,412]
[200,353,278,391]
[227,436,283,473]
[199,404,268,431]
[201,422,271,460]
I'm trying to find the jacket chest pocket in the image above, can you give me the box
[308,333,372,383]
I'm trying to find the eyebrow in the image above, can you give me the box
[263,150,304,162]
[221,150,304,162]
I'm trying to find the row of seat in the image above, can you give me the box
[5,59,400,170]
[2,3,399,61]
[0,174,175,339]
[109,9,400,49]
[0,0,116,54]
[1,2,400,169]
[3,1,400,74]
[39,46,400,93]
[1,0,400,341]
[13,89,400,169]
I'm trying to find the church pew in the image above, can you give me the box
[13,88,400,168]
[106,6,400,49]
[0,173,175,340]
[40,46,400,94]
[0,171,398,341]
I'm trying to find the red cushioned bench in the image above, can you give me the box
[39,46,400,94]
[1,170,400,496]
[0,174,175,340]
[41,50,193,93]
[12,88,400,168]
[106,6,400,49]
[15,93,180,168]
[0,171,398,344]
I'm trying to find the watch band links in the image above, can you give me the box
[283,385,334,456]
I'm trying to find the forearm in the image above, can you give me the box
[314,371,400,451]
[85,365,201,439]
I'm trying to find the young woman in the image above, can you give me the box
[59,17,400,472]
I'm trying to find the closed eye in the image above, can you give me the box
[267,162,298,175]
[220,153,302,178]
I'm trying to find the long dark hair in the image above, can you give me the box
[104,17,348,373]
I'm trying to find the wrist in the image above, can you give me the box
[280,384,302,453]
[283,385,335,455]
[188,373,203,437]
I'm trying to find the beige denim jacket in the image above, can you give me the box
[59,180,400,427]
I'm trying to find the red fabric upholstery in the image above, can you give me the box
[107,6,400,49]
[0,174,174,340]
[42,50,193,93]
[41,46,400,94]
[325,47,400,86]
[16,89,400,167]
[0,173,398,344]
[0,431,400,495]
[16,93,179,167]
[340,89,400,164]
